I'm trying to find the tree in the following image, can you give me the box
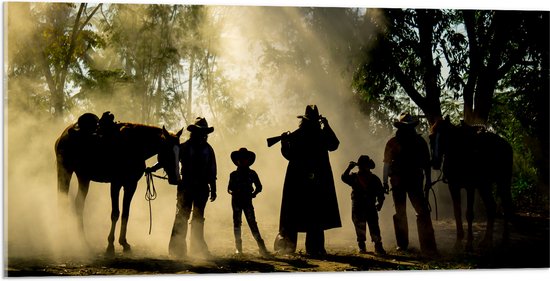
[8,2,104,119]
[354,8,549,210]
[354,9,547,126]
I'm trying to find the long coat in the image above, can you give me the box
[278,123,341,232]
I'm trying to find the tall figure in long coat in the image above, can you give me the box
[274,105,341,256]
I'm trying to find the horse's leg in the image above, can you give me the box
[75,176,90,246]
[478,185,496,249]
[119,182,137,253]
[449,184,464,250]
[465,187,475,252]
[107,183,122,256]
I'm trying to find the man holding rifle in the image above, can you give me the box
[270,105,341,256]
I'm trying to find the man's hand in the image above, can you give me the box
[376,202,383,211]
[383,182,390,194]
[210,191,217,202]
[320,116,329,127]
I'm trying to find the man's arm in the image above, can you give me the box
[341,161,356,186]
[252,171,262,197]
[209,146,217,202]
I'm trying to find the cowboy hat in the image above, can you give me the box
[231,147,256,166]
[393,112,419,128]
[358,155,375,169]
[297,105,321,121]
[187,117,214,134]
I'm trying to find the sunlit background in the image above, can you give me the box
[4,0,548,265]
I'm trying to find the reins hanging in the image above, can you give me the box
[144,172,168,235]
[427,170,445,220]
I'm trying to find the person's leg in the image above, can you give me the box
[366,206,385,254]
[352,201,367,253]
[169,188,192,258]
[305,229,326,256]
[232,198,243,254]
[190,189,210,256]
[243,201,269,256]
[409,183,438,255]
[392,182,409,250]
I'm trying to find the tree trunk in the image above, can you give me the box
[187,54,194,124]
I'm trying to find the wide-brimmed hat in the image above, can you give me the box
[231,147,256,166]
[297,105,320,121]
[187,117,214,134]
[393,112,419,128]
[358,155,375,169]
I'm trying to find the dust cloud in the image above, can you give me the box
[5,3,440,262]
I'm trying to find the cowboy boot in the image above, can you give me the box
[358,241,367,254]
[372,235,386,255]
[168,218,188,258]
[234,227,243,255]
[190,220,211,257]
[393,214,409,251]
[417,215,438,256]
[256,238,271,257]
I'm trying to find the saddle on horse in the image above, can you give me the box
[68,111,121,181]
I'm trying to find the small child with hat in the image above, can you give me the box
[228,147,270,257]
[341,155,386,254]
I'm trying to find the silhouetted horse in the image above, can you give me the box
[430,117,513,251]
[55,113,183,255]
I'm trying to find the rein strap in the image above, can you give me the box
[145,171,166,235]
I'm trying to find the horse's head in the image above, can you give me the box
[429,116,451,170]
[158,126,183,185]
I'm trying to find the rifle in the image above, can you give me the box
[267,131,291,147]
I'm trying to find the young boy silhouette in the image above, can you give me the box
[341,155,386,254]
[228,148,270,257]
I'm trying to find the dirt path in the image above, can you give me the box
[6,213,549,276]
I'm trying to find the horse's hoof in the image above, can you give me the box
[122,244,132,254]
[105,245,115,256]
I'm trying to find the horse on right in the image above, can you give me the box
[429,116,514,252]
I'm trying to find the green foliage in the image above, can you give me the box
[490,93,545,211]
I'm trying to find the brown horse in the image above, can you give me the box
[429,117,514,251]
[55,113,183,255]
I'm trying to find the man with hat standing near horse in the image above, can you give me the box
[383,112,438,256]
[146,117,217,258]
[273,105,341,256]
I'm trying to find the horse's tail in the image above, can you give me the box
[55,127,73,197]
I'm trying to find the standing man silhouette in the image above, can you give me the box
[274,105,341,256]
[383,112,437,256]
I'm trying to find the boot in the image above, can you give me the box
[393,214,409,251]
[234,227,243,255]
[417,215,438,256]
[190,220,211,257]
[374,242,386,255]
[358,241,367,254]
[168,219,188,258]
[256,238,271,257]
[372,235,386,255]
[235,240,243,255]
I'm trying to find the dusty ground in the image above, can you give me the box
[6,212,549,276]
